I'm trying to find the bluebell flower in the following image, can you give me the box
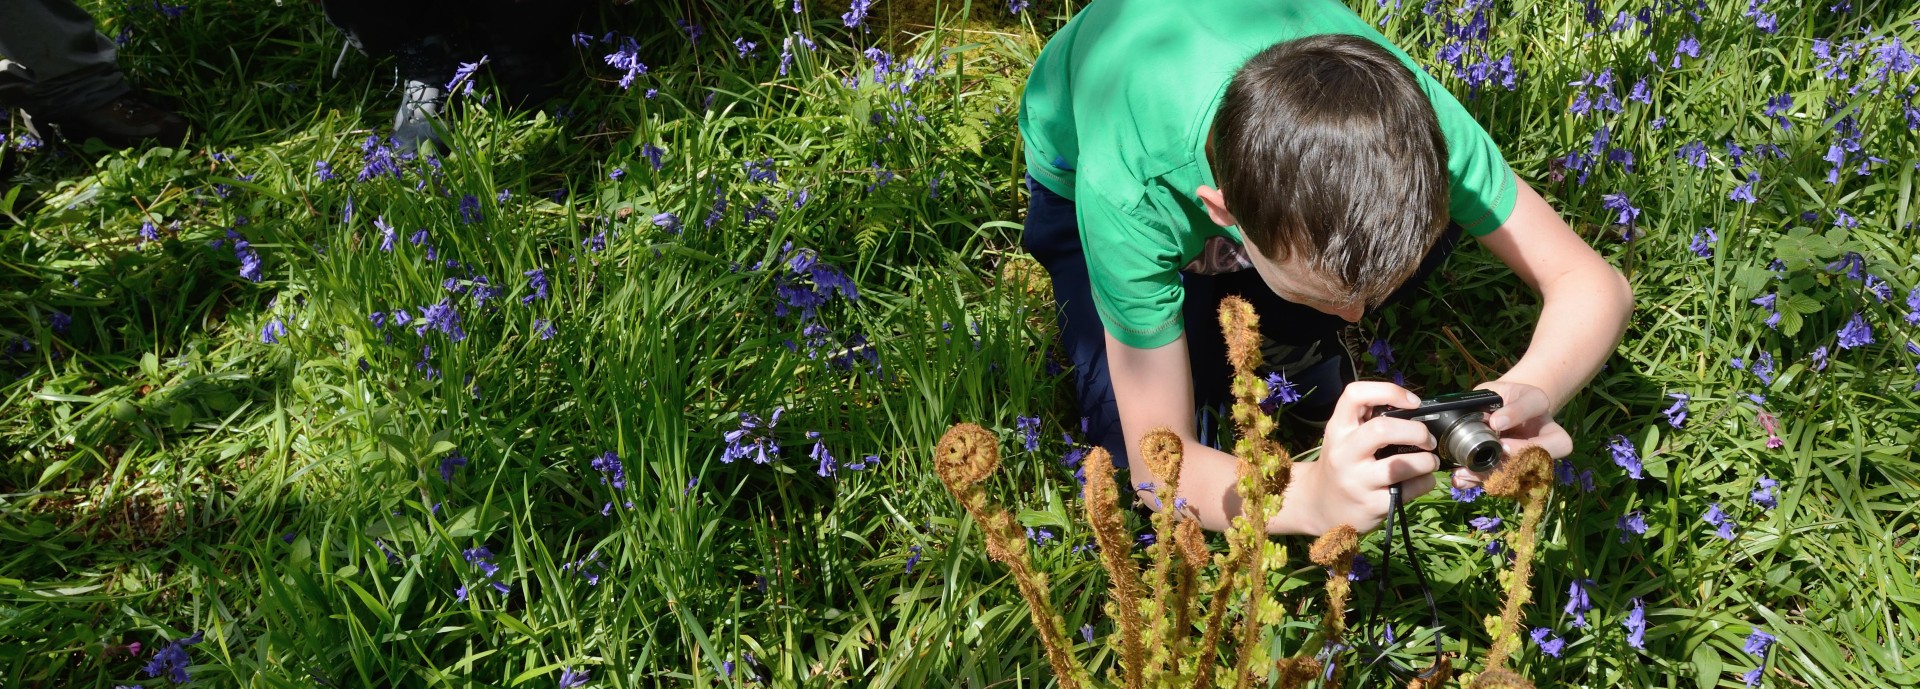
[733,37,758,59]
[591,451,626,489]
[1601,192,1641,227]
[1617,510,1647,541]
[1027,527,1055,546]
[807,431,836,477]
[1730,171,1760,203]
[139,221,160,246]
[1009,0,1030,12]
[1348,553,1373,582]
[1530,627,1565,658]
[458,195,482,224]
[1763,93,1793,129]
[641,144,665,171]
[1750,476,1778,508]
[260,318,286,344]
[1689,227,1716,258]
[229,230,264,282]
[375,215,396,252]
[1744,0,1778,33]
[1451,486,1484,502]
[448,56,487,96]
[49,310,72,335]
[1470,516,1502,531]
[604,37,647,90]
[1703,502,1737,540]
[1865,274,1892,302]
[314,160,337,181]
[843,0,874,28]
[1080,624,1093,643]
[1663,393,1689,428]
[1367,337,1395,373]
[558,667,590,688]
[1608,435,1642,479]
[1564,578,1594,627]
[1745,629,1776,656]
[652,212,682,236]
[1751,351,1776,386]
[721,408,783,464]
[523,268,549,304]
[1827,251,1865,281]
[1650,116,1667,130]
[1260,371,1301,413]
[414,299,467,342]
[904,544,923,574]
[142,630,205,683]
[439,453,468,482]
[1836,312,1873,349]
[1742,667,1764,687]
[1624,598,1647,649]
[1676,140,1709,169]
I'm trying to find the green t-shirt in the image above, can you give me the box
[1018,0,1519,349]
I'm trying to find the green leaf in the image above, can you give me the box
[1693,642,1724,689]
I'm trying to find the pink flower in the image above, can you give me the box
[1757,410,1782,449]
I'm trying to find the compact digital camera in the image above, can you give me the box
[1373,389,1506,473]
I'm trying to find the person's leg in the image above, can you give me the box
[0,0,129,119]
[1021,176,1132,471]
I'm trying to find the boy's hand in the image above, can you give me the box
[1293,382,1439,534]
[1449,380,1574,490]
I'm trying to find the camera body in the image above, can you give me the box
[1374,390,1506,473]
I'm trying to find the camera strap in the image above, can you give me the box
[1358,483,1448,681]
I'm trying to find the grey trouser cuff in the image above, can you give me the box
[0,0,131,119]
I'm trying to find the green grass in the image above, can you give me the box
[2,0,1917,687]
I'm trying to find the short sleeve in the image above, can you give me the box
[1413,68,1518,237]
[1078,189,1187,350]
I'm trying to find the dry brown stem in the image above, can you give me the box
[1478,446,1555,677]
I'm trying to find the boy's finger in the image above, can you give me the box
[1367,450,1441,487]
[1451,466,1487,490]
[1328,382,1422,436]
[1487,386,1547,433]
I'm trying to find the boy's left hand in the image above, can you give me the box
[1449,380,1573,490]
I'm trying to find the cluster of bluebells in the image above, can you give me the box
[559,550,607,586]
[1702,502,1737,540]
[591,450,632,514]
[1742,629,1776,686]
[1258,371,1301,414]
[142,630,205,683]
[722,407,783,464]
[1607,435,1642,479]
[1420,0,1519,97]
[457,546,512,601]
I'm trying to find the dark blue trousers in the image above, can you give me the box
[1020,176,1462,469]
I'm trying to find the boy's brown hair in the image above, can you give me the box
[1208,33,1451,308]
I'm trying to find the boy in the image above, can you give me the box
[1017,0,1633,535]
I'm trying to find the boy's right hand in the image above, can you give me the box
[1292,382,1440,535]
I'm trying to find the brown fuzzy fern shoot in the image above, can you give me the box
[1081,445,1148,689]
[934,424,1089,689]
[1138,428,1188,682]
[1310,524,1361,648]
[1476,445,1555,678]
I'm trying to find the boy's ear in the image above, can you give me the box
[1196,185,1238,229]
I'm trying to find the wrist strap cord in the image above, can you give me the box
[1358,483,1448,682]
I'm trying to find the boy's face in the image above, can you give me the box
[1244,247,1367,323]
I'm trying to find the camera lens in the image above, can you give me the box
[1436,411,1505,473]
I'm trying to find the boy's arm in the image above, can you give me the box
[1465,175,1634,466]
[1107,332,1441,535]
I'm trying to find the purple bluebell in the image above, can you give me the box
[1470,516,1502,531]
[1751,292,1780,330]
[1348,553,1373,582]
[50,310,72,335]
[1624,598,1647,649]
[1628,78,1652,104]
[229,230,264,282]
[532,318,557,340]
[314,160,337,181]
[1827,251,1865,281]
[1009,0,1030,12]
[1837,312,1873,349]
[1530,627,1565,658]
[522,268,549,304]
[1016,416,1041,452]
[139,221,160,246]
[640,143,665,171]
[1730,171,1760,203]
[807,431,836,477]
[1608,435,1642,479]
[745,158,778,184]
[376,216,396,252]
[260,318,286,344]
[1601,192,1641,226]
[1367,337,1395,373]
[1750,476,1778,508]
[1752,351,1776,385]
[1865,274,1892,302]
[458,195,482,224]
[608,168,625,182]
[1618,510,1647,541]
[558,667,590,688]
[1676,140,1709,169]
[1745,0,1778,33]
[1080,624,1094,643]
[449,57,487,96]
[652,212,682,236]
[904,544,922,574]
[1027,527,1055,546]
[1763,93,1793,129]
[1259,371,1300,413]
[1663,393,1689,428]
[591,451,626,489]
[1564,578,1594,627]
[414,299,466,342]
[1742,667,1764,687]
[1704,502,1737,540]
[142,630,205,683]
[842,0,874,28]
[440,453,468,482]
[1745,629,1776,656]
[604,37,647,90]
[721,408,783,464]
[1451,486,1484,502]
[1689,227,1716,258]
[733,37,758,60]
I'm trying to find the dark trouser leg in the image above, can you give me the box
[0,0,129,119]
[1020,176,1132,470]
